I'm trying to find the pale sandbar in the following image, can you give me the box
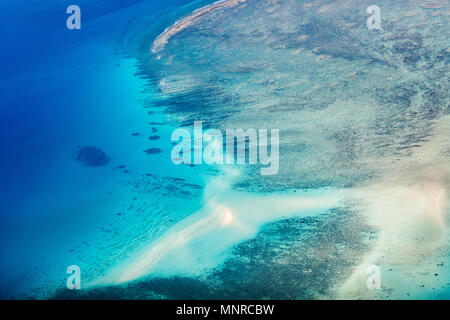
[152,0,247,53]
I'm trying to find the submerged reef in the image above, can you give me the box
[137,0,450,192]
[94,0,450,300]
[74,146,110,167]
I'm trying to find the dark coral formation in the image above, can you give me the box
[143,147,162,155]
[74,146,110,167]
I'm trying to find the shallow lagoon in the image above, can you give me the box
[1,0,449,299]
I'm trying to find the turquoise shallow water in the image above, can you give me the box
[1,0,449,300]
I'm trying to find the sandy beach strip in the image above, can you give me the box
[152,0,247,53]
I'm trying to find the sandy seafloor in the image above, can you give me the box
[0,0,449,300]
